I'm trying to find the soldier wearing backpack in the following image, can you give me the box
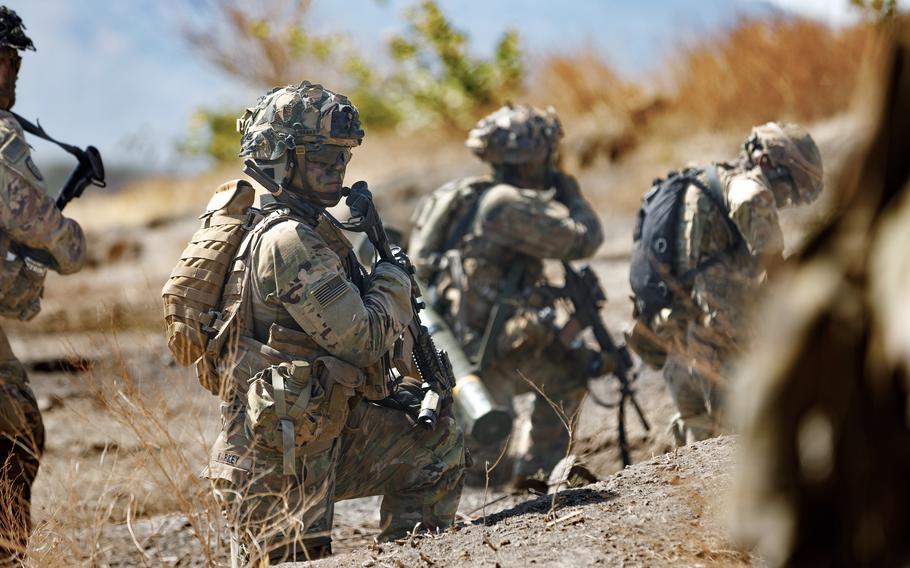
[163,82,464,563]
[626,122,824,445]
[408,104,604,486]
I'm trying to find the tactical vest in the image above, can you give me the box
[204,203,383,404]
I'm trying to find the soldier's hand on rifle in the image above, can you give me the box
[391,374,426,420]
[381,244,414,276]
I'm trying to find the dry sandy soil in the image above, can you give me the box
[9,115,861,566]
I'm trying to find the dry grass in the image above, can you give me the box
[18,349,228,566]
[669,16,877,129]
[67,17,877,233]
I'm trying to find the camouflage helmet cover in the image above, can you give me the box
[746,122,824,205]
[238,81,364,160]
[466,104,563,165]
[0,6,34,52]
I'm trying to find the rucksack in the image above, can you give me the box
[629,166,743,319]
[162,180,260,365]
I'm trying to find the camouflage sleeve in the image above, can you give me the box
[256,221,413,367]
[477,182,603,260]
[0,118,86,274]
[727,176,784,258]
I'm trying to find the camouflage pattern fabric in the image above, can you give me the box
[212,398,464,562]
[0,7,34,53]
[658,164,783,443]
[414,174,602,479]
[238,81,363,161]
[465,104,562,165]
[0,111,84,563]
[204,194,465,561]
[0,327,43,564]
[249,215,410,366]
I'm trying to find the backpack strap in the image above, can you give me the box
[425,180,488,299]
[440,183,486,253]
[201,209,296,363]
[679,165,746,281]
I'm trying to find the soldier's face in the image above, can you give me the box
[298,145,352,206]
[0,51,20,110]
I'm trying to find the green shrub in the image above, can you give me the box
[179,0,526,162]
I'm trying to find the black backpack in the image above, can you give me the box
[629,166,743,319]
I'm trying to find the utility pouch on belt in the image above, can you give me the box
[162,180,259,366]
[245,357,364,476]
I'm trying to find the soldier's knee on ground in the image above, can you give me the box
[377,416,466,540]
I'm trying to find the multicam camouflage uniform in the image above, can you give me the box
[654,123,823,444]
[0,9,86,564]
[201,82,464,563]
[410,105,603,481]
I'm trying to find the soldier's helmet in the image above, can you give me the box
[0,7,34,52]
[238,81,363,161]
[744,122,824,205]
[466,104,563,165]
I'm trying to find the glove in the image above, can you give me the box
[379,244,414,277]
[390,374,425,419]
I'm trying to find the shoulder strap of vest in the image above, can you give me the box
[207,209,296,346]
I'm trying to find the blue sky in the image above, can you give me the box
[3,0,886,173]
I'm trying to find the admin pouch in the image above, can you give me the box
[245,358,365,475]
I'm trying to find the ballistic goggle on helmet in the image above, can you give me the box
[237,81,364,161]
[466,104,563,165]
[744,122,823,206]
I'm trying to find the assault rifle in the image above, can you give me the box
[342,181,456,429]
[548,261,651,467]
[7,113,106,268]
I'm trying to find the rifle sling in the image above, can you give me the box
[477,260,524,373]
[10,111,84,160]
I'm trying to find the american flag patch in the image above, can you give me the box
[311,274,348,307]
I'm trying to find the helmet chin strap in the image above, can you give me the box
[277,150,301,195]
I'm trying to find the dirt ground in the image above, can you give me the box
[9,115,860,566]
[308,437,752,568]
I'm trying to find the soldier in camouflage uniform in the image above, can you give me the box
[201,82,464,564]
[641,123,824,445]
[0,7,87,563]
[409,104,604,484]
